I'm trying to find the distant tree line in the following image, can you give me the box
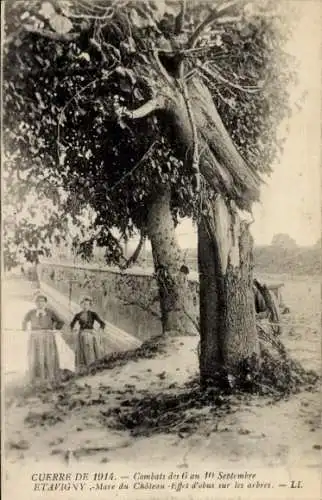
[142,236,321,276]
[253,245,321,276]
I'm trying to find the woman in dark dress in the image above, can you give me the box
[22,294,65,384]
[70,296,107,370]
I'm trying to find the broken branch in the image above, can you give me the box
[120,232,145,269]
[174,0,186,34]
[121,96,168,120]
[198,62,264,93]
[152,50,176,90]
[177,73,200,193]
[188,0,245,48]
[120,298,161,320]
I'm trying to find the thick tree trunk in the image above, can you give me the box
[146,188,196,336]
[198,195,258,387]
[121,74,260,373]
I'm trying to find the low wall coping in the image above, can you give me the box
[39,260,199,282]
[39,261,284,290]
[40,280,142,351]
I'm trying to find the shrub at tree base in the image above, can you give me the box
[17,325,318,437]
[102,361,318,438]
[80,328,318,437]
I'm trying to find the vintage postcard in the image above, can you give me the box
[2,0,321,499]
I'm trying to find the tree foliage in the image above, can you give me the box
[3,149,91,268]
[3,0,296,265]
[271,233,298,249]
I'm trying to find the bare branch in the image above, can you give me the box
[215,14,242,25]
[183,307,200,333]
[60,9,114,20]
[174,0,186,35]
[106,141,157,193]
[177,77,200,192]
[57,67,117,164]
[120,298,161,320]
[76,0,113,13]
[177,50,185,80]
[184,68,198,81]
[138,42,222,59]
[121,233,145,269]
[152,50,176,90]
[122,96,168,120]
[198,62,264,93]
[188,0,245,48]
[24,25,79,42]
[198,69,238,107]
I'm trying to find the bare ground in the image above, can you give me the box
[3,277,321,472]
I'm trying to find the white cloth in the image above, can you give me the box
[4,330,29,377]
[54,332,75,372]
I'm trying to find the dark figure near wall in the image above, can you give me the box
[253,279,282,336]
[70,296,107,370]
[253,280,267,315]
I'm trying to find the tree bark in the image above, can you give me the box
[120,73,260,377]
[198,195,258,388]
[122,76,260,208]
[146,188,196,336]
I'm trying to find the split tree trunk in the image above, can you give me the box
[121,74,260,377]
[164,79,259,385]
[146,188,195,336]
[198,196,258,387]
[162,79,259,384]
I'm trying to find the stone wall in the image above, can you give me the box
[38,262,199,342]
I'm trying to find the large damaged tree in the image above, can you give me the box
[4,0,296,387]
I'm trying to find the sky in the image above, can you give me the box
[175,0,322,249]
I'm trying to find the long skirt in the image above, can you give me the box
[75,329,109,370]
[27,330,60,384]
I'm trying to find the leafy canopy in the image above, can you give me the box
[4,0,296,264]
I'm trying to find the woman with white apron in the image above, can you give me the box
[22,294,75,385]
